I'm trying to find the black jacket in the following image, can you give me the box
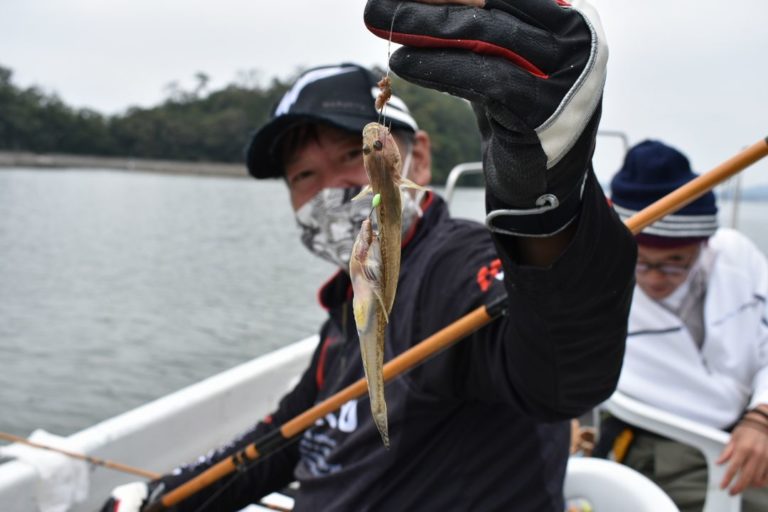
[159,173,636,511]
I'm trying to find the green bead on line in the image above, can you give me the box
[372,193,381,208]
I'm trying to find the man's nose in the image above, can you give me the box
[642,268,669,282]
[325,175,351,189]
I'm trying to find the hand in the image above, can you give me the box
[364,0,608,236]
[717,419,768,494]
[100,482,149,512]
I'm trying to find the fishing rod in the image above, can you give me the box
[0,431,293,512]
[144,136,768,512]
[0,431,160,479]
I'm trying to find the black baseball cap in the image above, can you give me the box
[246,63,419,179]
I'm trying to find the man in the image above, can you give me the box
[104,1,635,510]
[605,139,768,511]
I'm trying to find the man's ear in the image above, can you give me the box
[409,130,432,186]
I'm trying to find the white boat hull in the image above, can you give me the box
[0,336,316,512]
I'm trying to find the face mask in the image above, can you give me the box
[295,186,371,270]
[295,150,424,270]
[399,150,425,236]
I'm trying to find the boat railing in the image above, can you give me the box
[442,161,483,209]
[441,130,634,211]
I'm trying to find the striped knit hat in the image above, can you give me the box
[610,140,718,247]
[246,63,419,179]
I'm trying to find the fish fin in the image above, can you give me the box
[400,179,428,192]
[352,185,373,201]
[352,293,373,334]
[359,248,387,321]
[372,289,389,323]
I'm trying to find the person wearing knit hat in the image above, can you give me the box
[101,1,639,510]
[611,139,719,250]
[601,139,768,512]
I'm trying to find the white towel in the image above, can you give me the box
[0,429,89,512]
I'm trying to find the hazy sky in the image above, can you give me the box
[1,0,767,185]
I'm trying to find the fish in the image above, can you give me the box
[349,122,425,447]
[349,216,390,447]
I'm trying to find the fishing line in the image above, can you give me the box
[377,1,404,130]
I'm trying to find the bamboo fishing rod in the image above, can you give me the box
[144,299,506,512]
[0,431,161,479]
[0,431,293,511]
[144,136,768,512]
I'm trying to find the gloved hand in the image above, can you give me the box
[364,0,608,236]
[100,481,167,512]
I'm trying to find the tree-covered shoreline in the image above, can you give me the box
[0,65,481,184]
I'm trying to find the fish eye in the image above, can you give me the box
[362,144,372,155]
[373,140,383,151]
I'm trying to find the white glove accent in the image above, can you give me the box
[110,482,149,512]
[536,0,608,169]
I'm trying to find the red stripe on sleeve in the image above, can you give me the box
[315,336,332,390]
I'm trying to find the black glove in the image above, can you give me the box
[364,0,608,236]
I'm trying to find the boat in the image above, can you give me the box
[0,336,317,512]
[0,152,751,512]
[0,333,686,512]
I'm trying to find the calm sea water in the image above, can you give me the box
[0,168,766,438]
[0,168,337,438]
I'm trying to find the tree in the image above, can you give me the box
[193,72,210,98]
[0,63,482,181]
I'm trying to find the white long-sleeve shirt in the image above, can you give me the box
[618,228,768,429]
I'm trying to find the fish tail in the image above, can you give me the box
[358,308,390,449]
[373,408,390,449]
[370,370,389,448]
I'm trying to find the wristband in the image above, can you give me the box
[747,408,768,423]
[738,417,768,434]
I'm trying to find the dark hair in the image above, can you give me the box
[275,122,321,174]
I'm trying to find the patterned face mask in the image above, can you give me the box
[295,186,372,270]
[295,152,423,270]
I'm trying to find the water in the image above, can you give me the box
[447,187,768,252]
[0,169,336,437]
[1,168,766,438]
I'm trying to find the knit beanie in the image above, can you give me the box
[610,140,718,247]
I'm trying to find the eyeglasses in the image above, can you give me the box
[635,261,691,276]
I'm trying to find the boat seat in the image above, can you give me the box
[602,390,741,512]
[565,457,679,511]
